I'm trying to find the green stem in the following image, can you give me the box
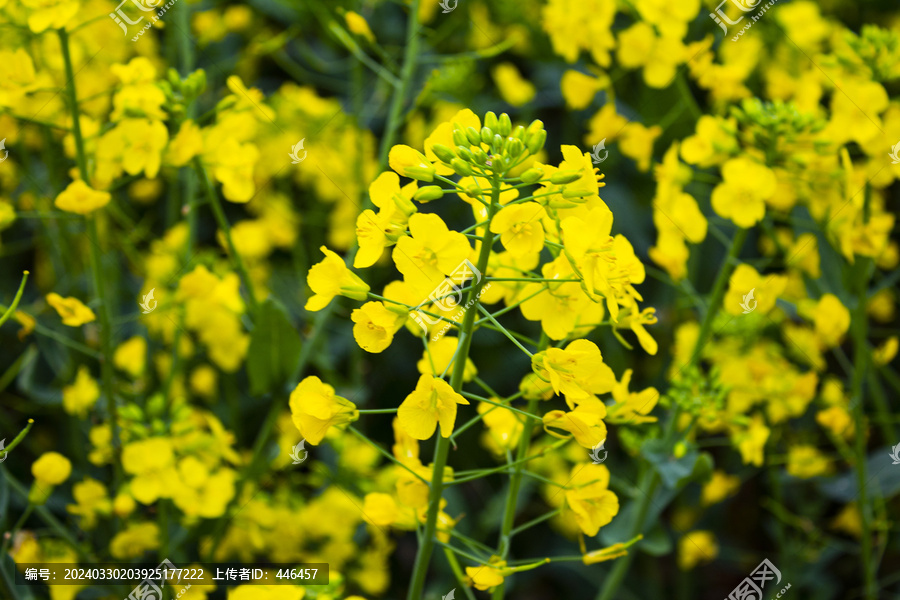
[2,419,34,458]
[59,27,122,484]
[193,158,259,315]
[377,0,420,169]
[595,227,747,600]
[405,167,498,600]
[443,549,479,600]
[0,271,29,329]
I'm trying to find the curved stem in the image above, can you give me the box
[377,0,420,169]
[0,271,29,329]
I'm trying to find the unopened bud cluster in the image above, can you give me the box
[431,111,547,177]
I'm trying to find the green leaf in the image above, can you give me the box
[641,441,712,489]
[247,299,302,396]
[819,446,900,501]
[640,523,673,556]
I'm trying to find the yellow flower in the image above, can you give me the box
[212,139,260,203]
[872,336,898,366]
[355,171,416,268]
[700,471,740,506]
[32,452,72,485]
[166,120,204,167]
[490,203,546,257]
[62,365,99,417]
[305,246,371,311]
[362,493,398,526]
[831,503,862,538]
[110,523,159,559]
[478,401,524,454]
[561,70,604,110]
[542,398,607,448]
[21,0,79,33]
[392,213,470,293]
[118,119,169,179]
[813,294,850,347]
[416,336,478,382]
[66,478,112,530]
[711,158,777,228]
[563,463,619,535]
[345,10,375,42]
[113,336,147,378]
[397,374,470,440]
[54,181,111,215]
[677,530,718,570]
[493,63,536,107]
[607,369,658,423]
[388,145,435,182]
[786,444,831,478]
[619,122,662,172]
[531,339,616,403]
[617,22,686,88]
[465,557,508,592]
[46,293,96,327]
[730,414,770,467]
[351,301,405,353]
[289,376,359,444]
[723,264,787,316]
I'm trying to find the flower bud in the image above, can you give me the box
[526,129,546,155]
[562,188,592,199]
[492,133,505,154]
[506,138,524,157]
[498,113,512,136]
[431,144,456,164]
[453,129,468,147]
[402,165,436,182]
[393,192,417,216]
[472,148,488,165]
[484,111,498,131]
[466,127,482,146]
[512,125,526,140]
[450,158,474,176]
[520,167,544,183]
[481,127,494,146]
[413,185,445,202]
[550,169,583,184]
[456,146,475,162]
[526,119,545,136]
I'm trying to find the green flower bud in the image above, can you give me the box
[562,188,592,199]
[526,129,547,155]
[520,167,544,183]
[472,148,488,164]
[431,144,456,164]
[484,111,498,131]
[492,133,505,154]
[512,125,526,140]
[506,138,523,158]
[119,404,144,422]
[167,68,181,90]
[146,393,166,418]
[481,127,493,146]
[550,169,583,184]
[526,119,545,136]
[456,146,475,162]
[403,165,436,182]
[451,157,474,176]
[453,129,468,147]
[393,192,417,216]
[498,113,512,136]
[413,185,445,202]
[466,127,482,146]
